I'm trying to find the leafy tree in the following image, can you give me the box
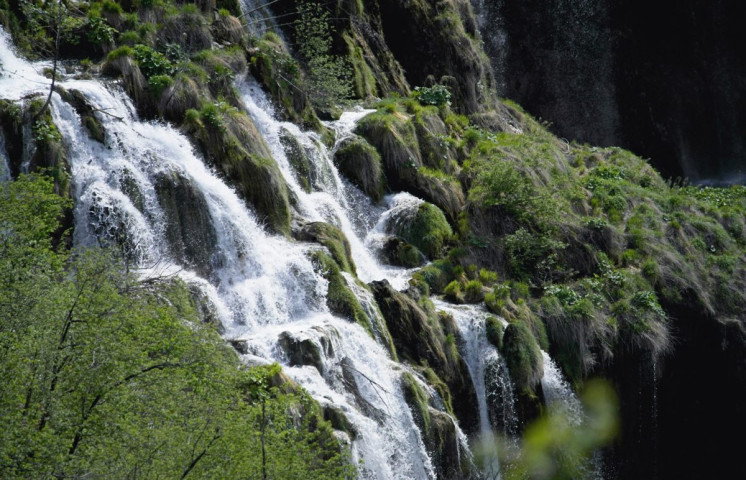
[294,0,352,110]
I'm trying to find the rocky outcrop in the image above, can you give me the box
[370,280,479,434]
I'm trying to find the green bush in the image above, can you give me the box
[464,279,485,303]
[412,84,452,106]
[132,44,174,78]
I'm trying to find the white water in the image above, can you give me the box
[0,23,464,478]
[432,300,519,476]
[541,351,584,425]
[541,351,605,479]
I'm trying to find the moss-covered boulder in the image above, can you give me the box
[334,136,385,201]
[296,221,356,275]
[159,75,203,124]
[400,372,472,479]
[280,128,313,193]
[389,202,453,259]
[356,109,465,219]
[380,237,426,268]
[356,109,421,190]
[369,280,479,434]
[56,87,105,143]
[249,33,322,131]
[502,320,544,392]
[277,330,333,375]
[154,170,218,279]
[485,316,505,350]
[211,13,245,46]
[310,251,372,337]
[102,50,147,110]
[186,108,292,235]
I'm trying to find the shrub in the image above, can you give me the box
[412,84,452,106]
[464,280,485,303]
[132,44,174,78]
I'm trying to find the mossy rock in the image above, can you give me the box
[296,222,356,275]
[278,331,330,375]
[502,319,544,392]
[249,34,322,131]
[0,99,25,176]
[187,109,291,235]
[323,405,358,439]
[414,109,458,172]
[102,54,148,112]
[280,128,313,193]
[56,87,105,143]
[211,14,245,46]
[390,202,453,259]
[310,251,372,336]
[159,75,203,124]
[381,237,426,268]
[154,170,218,279]
[158,12,212,53]
[334,136,385,202]
[485,316,504,350]
[369,280,479,434]
[356,109,464,218]
[355,110,421,191]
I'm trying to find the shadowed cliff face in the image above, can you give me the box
[474,0,746,182]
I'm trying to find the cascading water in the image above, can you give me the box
[0,23,475,479]
[540,351,584,425]
[541,351,605,479]
[432,299,519,475]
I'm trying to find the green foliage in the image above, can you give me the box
[132,44,174,78]
[86,15,117,45]
[0,175,352,479]
[464,279,485,303]
[502,319,544,391]
[148,74,173,96]
[294,0,353,109]
[106,45,132,60]
[412,84,452,107]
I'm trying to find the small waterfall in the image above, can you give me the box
[432,299,520,476]
[239,0,282,37]
[541,351,605,479]
[540,351,584,425]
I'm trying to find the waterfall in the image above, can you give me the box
[0,22,469,478]
[540,351,584,425]
[432,299,520,477]
[541,351,605,479]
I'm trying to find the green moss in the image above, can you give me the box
[394,202,453,259]
[401,372,432,432]
[311,251,372,336]
[297,222,356,275]
[485,316,504,350]
[107,45,133,60]
[502,319,544,392]
[334,136,385,201]
[463,279,485,303]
